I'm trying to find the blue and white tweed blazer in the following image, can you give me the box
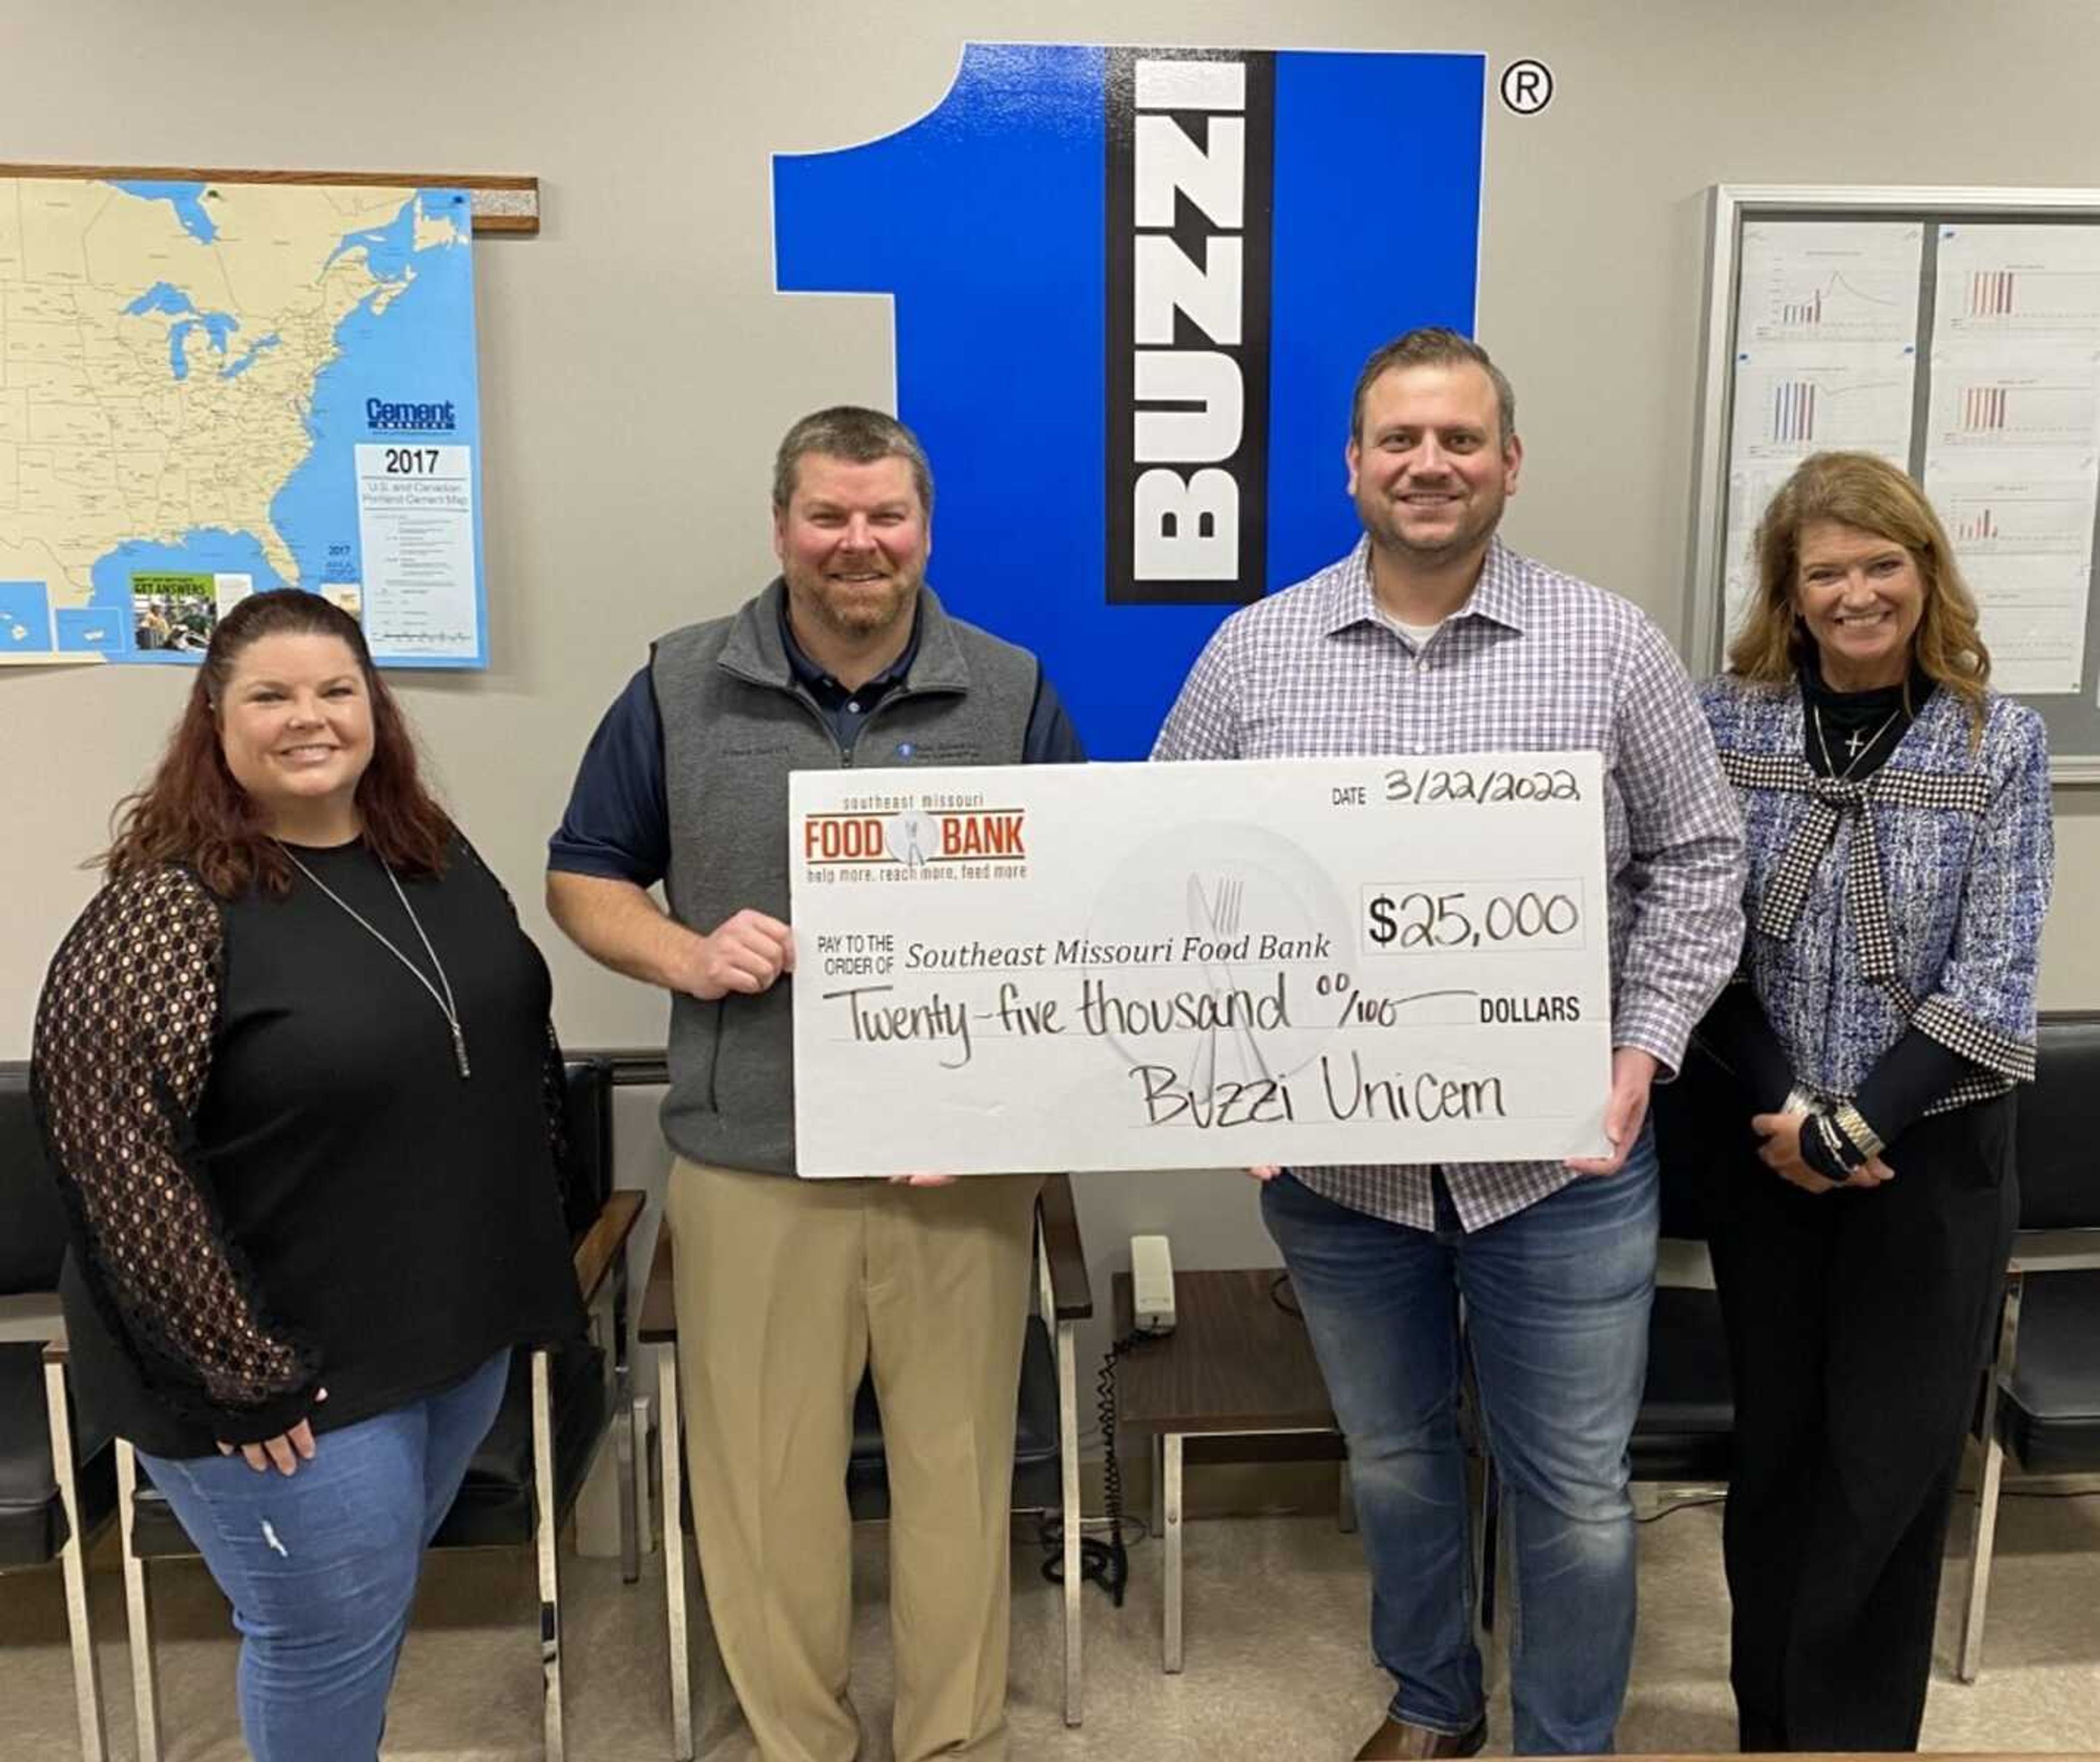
[1700,676,2052,1108]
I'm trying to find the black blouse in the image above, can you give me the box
[32,834,583,1458]
[1799,657,1930,781]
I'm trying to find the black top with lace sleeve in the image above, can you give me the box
[32,835,584,1458]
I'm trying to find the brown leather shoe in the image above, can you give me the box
[1352,1713,1488,1759]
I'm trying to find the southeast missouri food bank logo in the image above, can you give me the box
[803,806,1029,878]
[773,43,1485,758]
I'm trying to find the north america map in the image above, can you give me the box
[0,177,485,666]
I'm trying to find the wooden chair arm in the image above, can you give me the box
[1037,1173,1093,1321]
[2009,1227,2100,1274]
[581,1047,671,1086]
[639,1226,678,1344]
[573,1189,646,1308]
[0,1291,65,1347]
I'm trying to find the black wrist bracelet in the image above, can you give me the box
[1802,1113,1858,1184]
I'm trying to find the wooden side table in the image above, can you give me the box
[1110,1268,1347,1672]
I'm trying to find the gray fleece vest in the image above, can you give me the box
[651,579,1040,1174]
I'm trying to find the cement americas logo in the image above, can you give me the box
[773,44,1485,757]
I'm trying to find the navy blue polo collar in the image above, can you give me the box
[777,594,920,701]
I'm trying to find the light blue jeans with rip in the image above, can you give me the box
[1262,1134,1658,1756]
[137,1347,510,1762]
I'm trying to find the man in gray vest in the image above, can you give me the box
[547,406,1082,1762]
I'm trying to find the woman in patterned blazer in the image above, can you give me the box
[1694,450,2052,1753]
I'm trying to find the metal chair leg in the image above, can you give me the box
[532,1349,564,1762]
[1162,1433,1184,1674]
[42,1351,107,1762]
[114,1440,161,1762]
[1961,1269,2023,1684]
[630,1386,651,1580]
[659,1344,693,1761]
[612,1257,640,1586]
[1056,1317,1083,1726]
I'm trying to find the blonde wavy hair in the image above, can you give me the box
[1726,451,1990,737]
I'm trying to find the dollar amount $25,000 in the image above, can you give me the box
[1363,884,1584,954]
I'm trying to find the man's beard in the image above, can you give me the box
[794,567,920,640]
[1360,493,1502,568]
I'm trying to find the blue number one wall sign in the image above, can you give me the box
[775,44,1484,759]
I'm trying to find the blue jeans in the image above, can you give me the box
[136,1349,511,1762]
[1262,1135,1657,1755]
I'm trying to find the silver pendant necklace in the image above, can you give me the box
[1812,702,1904,784]
[276,842,471,1078]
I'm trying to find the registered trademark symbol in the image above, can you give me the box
[1501,59,1554,114]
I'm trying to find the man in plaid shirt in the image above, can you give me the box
[1153,329,1743,1759]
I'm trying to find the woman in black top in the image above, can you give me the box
[32,590,581,1762]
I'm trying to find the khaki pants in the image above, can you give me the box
[666,1160,1041,1762]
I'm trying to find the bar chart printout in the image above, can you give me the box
[1927,227,2100,697]
[1970,272,2017,319]
[1724,337,1916,643]
[1925,449,2099,695]
[1931,356,2100,451]
[1730,352,1915,463]
[1720,461,1802,638]
[1720,223,1926,649]
[1772,381,1816,444]
[1939,480,2096,556]
[1740,220,1922,344]
[1926,330,2100,696]
[1938,225,2100,339]
[1940,553,2092,696]
[1965,386,2008,431]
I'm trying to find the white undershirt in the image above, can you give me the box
[1389,616,1442,651]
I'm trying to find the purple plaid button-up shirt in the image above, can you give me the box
[1152,535,1745,1230]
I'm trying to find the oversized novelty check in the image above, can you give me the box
[789,756,1614,1177]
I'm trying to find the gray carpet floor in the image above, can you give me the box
[4,1487,2098,1759]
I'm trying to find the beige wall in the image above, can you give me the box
[7,0,2099,1045]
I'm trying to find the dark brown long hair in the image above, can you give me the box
[103,591,452,896]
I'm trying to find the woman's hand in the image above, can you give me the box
[218,1387,326,1475]
[1750,1113,1895,1194]
[887,1172,958,1188]
[1245,1165,1282,1183]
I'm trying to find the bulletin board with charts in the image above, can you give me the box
[1687,185,2100,781]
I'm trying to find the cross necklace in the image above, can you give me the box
[1812,703,1905,783]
